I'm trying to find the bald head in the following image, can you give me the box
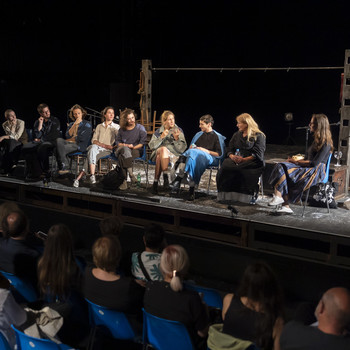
[317,287,350,334]
[2,210,28,238]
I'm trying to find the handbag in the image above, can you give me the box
[308,182,338,209]
[102,164,125,190]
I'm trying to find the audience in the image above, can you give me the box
[0,272,27,349]
[0,201,20,236]
[222,261,284,350]
[143,244,209,349]
[280,287,350,350]
[83,235,144,334]
[131,223,166,283]
[99,215,123,237]
[0,210,40,284]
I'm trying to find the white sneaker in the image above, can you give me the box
[119,180,128,190]
[90,175,96,184]
[276,206,293,214]
[268,195,284,206]
[73,179,79,188]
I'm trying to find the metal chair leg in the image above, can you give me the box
[302,187,311,217]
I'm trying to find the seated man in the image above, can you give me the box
[55,104,92,174]
[0,210,40,286]
[280,287,350,350]
[73,106,119,187]
[171,114,225,200]
[0,109,28,175]
[21,103,61,180]
[114,108,147,190]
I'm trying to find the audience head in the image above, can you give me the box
[310,113,333,151]
[38,224,76,297]
[143,223,165,252]
[2,210,28,239]
[93,235,121,273]
[119,108,136,130]
[0,201,20,233]
[68,104,87,121]
[160,245,189,292]
[315,287,350,335]
[99,216,123,237]
[102,106,115,123]
[37,103,50,119]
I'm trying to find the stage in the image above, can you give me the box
[1,144,350,302]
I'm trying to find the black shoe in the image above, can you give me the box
[171,180,181,194]
[249,196,257,205]
[151,181,158,195]
[163,174,170,190]
[188,186,195,201]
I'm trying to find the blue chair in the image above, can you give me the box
[0,270,37,303]
[12,325,75,350]
[85,298,137,350]
[302,153,332,217]
[0,331,11,350]
[183,282,223,309]
[142,308,195,350]
[132,144,147,181]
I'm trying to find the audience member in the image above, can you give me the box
[148,110,187,194]
[0,210,40,284]
[222,261,284,350]
[171,114,225,201]
[0,201,20,236]
[74,106,119,187]
[0,109,28,175]
[83,235,144,334]
[144,245,209,349]
[131,223,166,283]
[0,272,27,349]
[99,216,123,237]
[114,108,147,190]
[55,104,92,174]
[280,287,350,350]
[22,103,61,180]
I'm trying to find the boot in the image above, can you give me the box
[151,181,158,195]
[171,176,181,194]
[188,186,195,201]
[163,173,170,190]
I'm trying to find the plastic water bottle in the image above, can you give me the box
[137,173,141,187]
[235,149,241,156]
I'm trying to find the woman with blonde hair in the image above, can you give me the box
[216,113,266,203]
[144,245,209,348]
[148,110,187,194]
[268,113,333,214]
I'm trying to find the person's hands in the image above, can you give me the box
[173,128,180,140]
[161,129,170,139]
[229,154,243,164]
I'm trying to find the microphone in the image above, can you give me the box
[329,121,341,126]
[228,205,239,215]
[296,126,310,130]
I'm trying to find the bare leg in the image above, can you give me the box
[90,164,96,176]
[76,170,85,181]
[154,154,162,180]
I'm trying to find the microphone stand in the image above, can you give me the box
[296,126,309,155]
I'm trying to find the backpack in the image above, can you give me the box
[102,165,125,190]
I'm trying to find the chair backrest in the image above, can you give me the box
[134,144,147,161]
[11,325,74,350]
[321,153,332,184]
[0,331,11,350]
[183,282,223,309]
[0,270,37,303]
[85,298,136,340]
[142,308,194,350]
[26,128,33,142]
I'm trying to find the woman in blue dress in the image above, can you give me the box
[268,114,333,214]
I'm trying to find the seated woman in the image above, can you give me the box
[114,108,147,190]
[216,113,266,203]
[222,261,284,350]
[143,245,209,349]
[0,109,28,175]
[268,113,333,214]
[83,235,144,334]
[148,110,187,194]
[73,106,119,187]
[37,224,88,347]
[55,104,92,174]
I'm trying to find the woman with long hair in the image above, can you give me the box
[268,113,333,214]
[222,261,284,350]
[148,110,187,194]
[216,113,266,203]
[143,245,209,348]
